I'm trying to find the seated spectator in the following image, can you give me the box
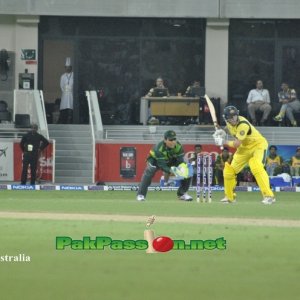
[237,165,255,185]
[185,80,206,124]
[265,145,283,176]
[146,77,170,124]
[146,77,170,97]
[214,147,233,185]
[290,146,300,176]
[273,83,300,127]
[246,80,271,126]
[185,80,204,97]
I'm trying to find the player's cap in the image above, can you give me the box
[269,145,277,151]
[164,130,176,140]
[296,146,300,152]
[223,106,239,121]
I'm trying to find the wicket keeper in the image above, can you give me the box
[137,130,193,201]
[213,106,275,204]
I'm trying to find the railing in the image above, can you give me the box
[13,89,49,139]
[39,90,49,139]
[0,125,30,138]
[102,125,300,145]
[85,91,95,183]
[104,125,215,141]
[89,91,103,140]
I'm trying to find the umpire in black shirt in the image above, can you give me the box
[20,124,49,185]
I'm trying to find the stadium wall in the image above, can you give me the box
[0,140,54,182]
[95,143,223,183]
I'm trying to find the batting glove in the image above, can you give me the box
[214,136,224,146]
[213,129,226,139]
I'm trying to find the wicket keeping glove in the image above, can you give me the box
[171,163,193,179]
[214,136,224,146]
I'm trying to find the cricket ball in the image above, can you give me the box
[152,236,174,252]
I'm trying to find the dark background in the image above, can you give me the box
[228,19,300,116]
[39,17,205,124]
[39,17,300,124]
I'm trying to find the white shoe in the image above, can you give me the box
[262,197,276,205]
[136,195,145,201]
[179,193,193,201]
[220,194,236,204]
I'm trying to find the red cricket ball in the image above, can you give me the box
[152,236,174,252]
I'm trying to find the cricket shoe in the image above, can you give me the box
[220,193,236,204]
[136,195,145,201]
[262,197,276,205]
[178,193,193,201]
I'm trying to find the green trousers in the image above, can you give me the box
[137,162,191,198]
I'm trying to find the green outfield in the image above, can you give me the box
[0,190,299,300]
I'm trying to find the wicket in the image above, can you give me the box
[196,153,213,203]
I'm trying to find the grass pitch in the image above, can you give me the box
[0,190,300,300]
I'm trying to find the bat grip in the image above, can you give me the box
[214,124,224,150]
[214,122,220,129]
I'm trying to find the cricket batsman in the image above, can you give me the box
[136,130,193,201]
[213,106,275,204]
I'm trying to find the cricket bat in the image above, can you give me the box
[204,94,219,130]
[204,94,223,150]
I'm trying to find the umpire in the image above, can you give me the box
[20,124,49,185]
[137,130,192,201]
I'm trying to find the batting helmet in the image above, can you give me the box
[223,106,239,121]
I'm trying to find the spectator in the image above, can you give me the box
[185,80,205,124]
[290,146,300,176]
[265,145,283,176]
[146,77,170,125]
[214,147,233,185]
[184,80,202,97]
[237,165,255,185]
[20,124,49,185]
[273,83,300,127]
[187,144,203,186]
[246,80,271,126]
[58,57,73,124]
[146,77,169,97]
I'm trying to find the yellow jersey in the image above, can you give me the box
[226,116,268,150]
[291,156,300,167]
[265,155,282,167]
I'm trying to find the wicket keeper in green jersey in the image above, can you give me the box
[137,130,192,201]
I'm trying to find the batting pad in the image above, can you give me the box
[249,157,274,197]
[223,162,237,201]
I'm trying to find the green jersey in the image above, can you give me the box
[148,141,185,173]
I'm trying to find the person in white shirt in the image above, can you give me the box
[246,80,272,126]
[59,57,73,124]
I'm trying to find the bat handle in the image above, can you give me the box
[214,124,224,150]
[214,122,220,129]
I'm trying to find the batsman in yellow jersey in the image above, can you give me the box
[213,106,275,205]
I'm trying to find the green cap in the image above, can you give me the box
[164,130,176,140]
